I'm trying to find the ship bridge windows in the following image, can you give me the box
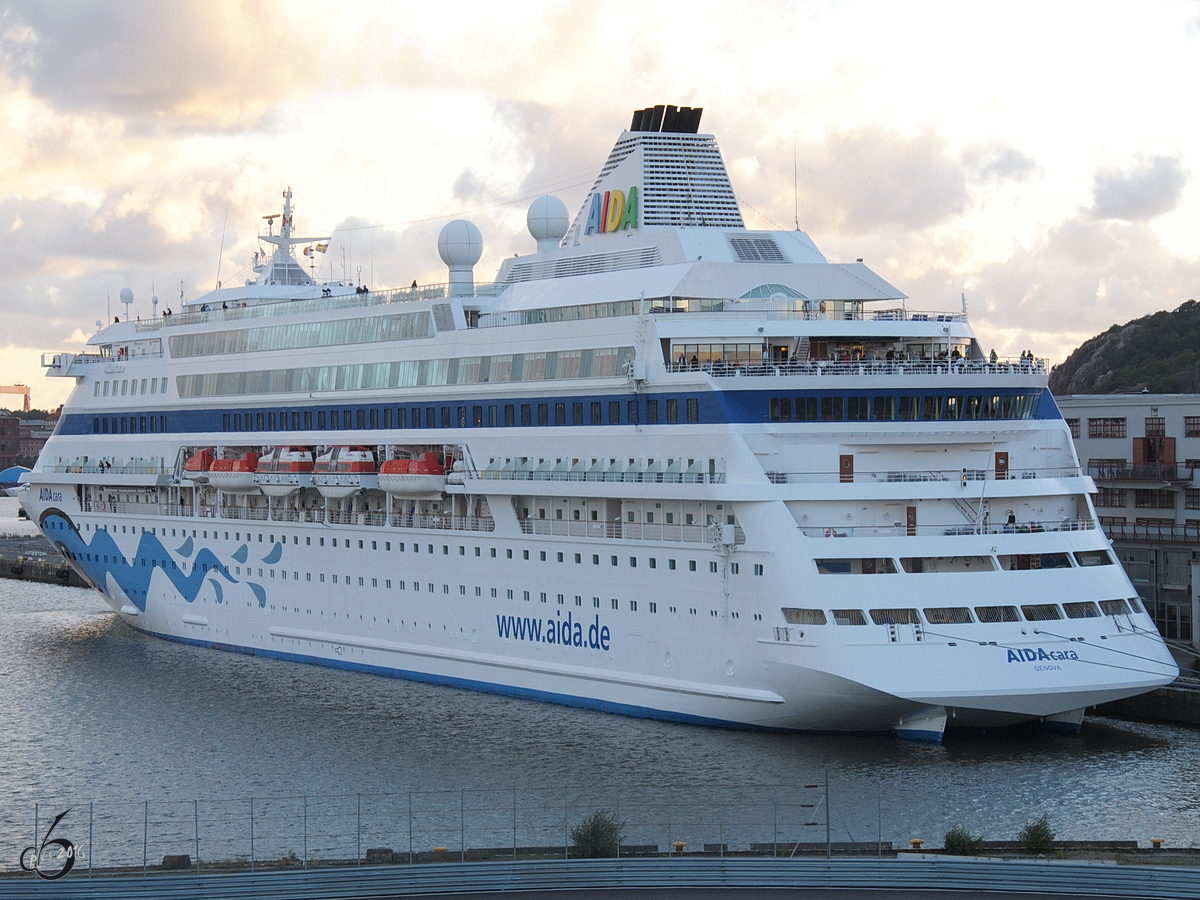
[1064,601,1102,619]
[923,607,974,624]
[782,608,827,625]
[900,556,996,573]
[831,609,867,626]
[975,605,1020,623]
[1075,550,1114,567]
[999,552,1073,571]
[1021,603,1064,621]
[814,558,897,574]
[869,608,921,626]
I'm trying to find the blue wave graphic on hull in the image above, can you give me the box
[176,536,194,557]
[261,542,283,565]
[232,544,248,564]
[42,513,237,612]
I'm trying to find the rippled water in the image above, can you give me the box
[0,498,1196,869]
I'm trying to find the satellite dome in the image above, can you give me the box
[437,220,483,267]
[527,195,569,246]
[119,287,133,304]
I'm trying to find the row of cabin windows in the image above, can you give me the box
[768,393,1040,423]
[93,415,168,434]
[220,398,702,432]
[82,523,760,576]
[93,376,169,399]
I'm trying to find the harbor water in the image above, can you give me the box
[0,497,1197,869]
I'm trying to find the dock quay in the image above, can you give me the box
[0,535,88,589]
[2,857,1199,900]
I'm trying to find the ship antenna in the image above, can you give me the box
[793,104,799,230]
[214,200,230,290]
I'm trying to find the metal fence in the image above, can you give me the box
[3,779,886,877]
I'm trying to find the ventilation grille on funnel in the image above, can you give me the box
[728,237,787,262]
[505,247,663,283]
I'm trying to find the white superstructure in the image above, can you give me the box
[23,104,1177,740]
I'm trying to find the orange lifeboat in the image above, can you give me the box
[182,449,215,483]
[253,446,314,497]
[207,452,261,493]
[313,446,378,499]
[379,452,446,498]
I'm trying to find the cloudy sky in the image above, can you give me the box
[3,0,1199,409]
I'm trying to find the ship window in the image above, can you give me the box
[921,396,943,421]
[505,405,515,426]
[688,560,696,571]
[609,401,621,424]
[666,398,678,423]
[160,377,167,393]
[999,553,1072,570]
[687,398,699,422]
[149,379,156,395]
[395,408,405,428]
[820,397,843,421]
[139,416,147,433]
[1021,604,1064,621]
[1074,550,1113,567]
[487,405,497,427]
[521,404,531,426]
[555,403,566,425]
[291,411,300,429]
[256,413,264,430]
[538,404,549,426]
[591,402,602,424]
[643,399,657,424]
[370,409,379,429]
[611,598,618,609]
[573,402,584,425]
[815,558,897,574]
[897,396,918,421]
[924,607,973,624]
[268,413,276,430]
[975,605,1020,623]
[329,410,338,429]
[1099,599,1131,616]
[457,406,467,427]
[628,400,638,424]
[782,608,827,625]
[1064,601,1102,619]
[944,396,963,419]
[964,395,983,420]
[869,608,921,625]
[832,609,867,626]
[441,407,450,428]
[93,418,99,433]
[847,396,869,421]
[354,409,363,429]
[901,556,995,573]
[121,380,128,396]
[223,414,230,431]
[316,410,324,429]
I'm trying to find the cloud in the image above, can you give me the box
[0,1,322,130]
[1089,155,1188,220]
[975,146,1038,183]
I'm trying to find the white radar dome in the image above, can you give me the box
[527,195,569,246]
[437,220,483,267]
[119,287,133,304]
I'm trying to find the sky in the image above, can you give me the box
[2,0,1200,410]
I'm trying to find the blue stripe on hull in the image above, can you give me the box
[141,625,790,733]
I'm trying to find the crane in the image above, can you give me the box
[0,385,31,412]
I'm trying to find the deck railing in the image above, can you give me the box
[799,518,1096,538]
[665,358,1047,378]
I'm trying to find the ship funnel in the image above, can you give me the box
[438,220,483,297]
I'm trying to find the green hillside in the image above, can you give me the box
[1048,300,1200,395]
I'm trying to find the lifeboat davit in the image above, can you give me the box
[207,453,261,493]
[379,452,446,498]
[182,449,215,483]
[313,446,378,499]
[254,446,314,497]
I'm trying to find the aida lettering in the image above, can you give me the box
[1007,647,1078,663]
[585,187,639,234]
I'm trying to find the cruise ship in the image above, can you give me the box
[21,104,1178,741]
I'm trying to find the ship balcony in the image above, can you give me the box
[41,351,106,377]
[665,357,1047,378]
[798,517,1096,539]
[518,517,745,545]
[766,465,1081,485]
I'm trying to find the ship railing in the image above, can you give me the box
[476,303,969,329]
[328,510,357,525]
[389,513,496,532]
[270,507,302,523]
[517,518,744,545]
[474,470,726,485]
[49,462,169,475]
[799,518,1096,538]
[665,358,1047,377]
[216,506,270,521]
[133,282,504,332]
[1103,521,1200,543]
[766,466,1082,485]
[1088,462,1189,482]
